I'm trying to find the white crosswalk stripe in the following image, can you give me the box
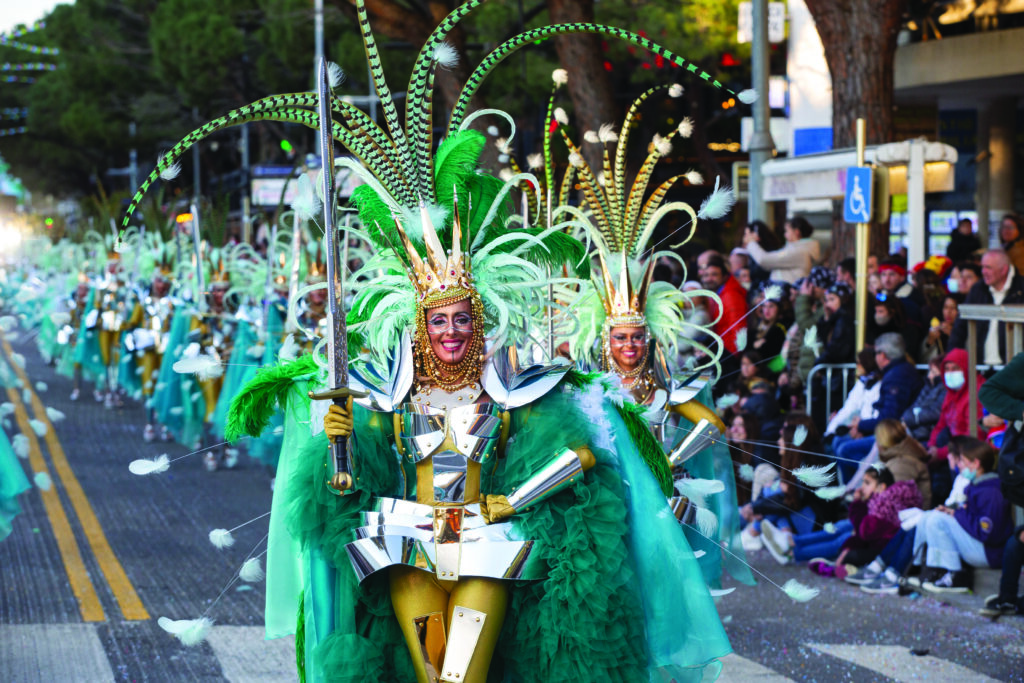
[718,653,796,682]
[807,643,1002,682]
[206,626,296,682]
[0,624,115,683]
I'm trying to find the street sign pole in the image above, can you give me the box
[854,118,869,353]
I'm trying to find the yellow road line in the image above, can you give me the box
[5,384,105,622]
[2,337,150,621]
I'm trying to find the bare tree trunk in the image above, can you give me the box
[804,0,909,262]
[547,0,615,174]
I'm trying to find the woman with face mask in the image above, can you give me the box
[925,348,988,464]
[867,294,922,362]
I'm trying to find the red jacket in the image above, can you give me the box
[928,348,987,459]
[710,275,749,354]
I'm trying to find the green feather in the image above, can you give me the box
[295,592,306,683]
[488,227,590,278]
[226,354,319,442]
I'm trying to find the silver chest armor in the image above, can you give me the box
[397,402,504,504]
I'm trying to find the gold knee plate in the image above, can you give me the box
[440,606,486,682]
[413,611,446,681]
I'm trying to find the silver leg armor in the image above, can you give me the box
[413,611,446,681]
[668,418,720,469]
[440,606,487,682]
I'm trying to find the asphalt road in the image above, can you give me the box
[0,329,1021,682]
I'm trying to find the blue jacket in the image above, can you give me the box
[900,376,946,442]
[859,357,922,435]
[955,473,1014,566]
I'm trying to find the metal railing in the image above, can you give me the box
[960,303,1024,438]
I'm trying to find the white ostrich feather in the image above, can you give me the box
[684,170,703,185]
[738,464,755,482]
[782,579,819,602]
[803,326,822,356]
[498,168,514,182]
[129,454,170,476]
[598,123,618,143]
[173,355,224,381]
[551,68,568,85]
[34,472,52,491]
[675,478,725,507]
[278,335,301,361]
[290,174,322,222]
[158,616,214,646]
[208,528,235,549]
[326,61,345,88]
[738,89,758,104]
[678,117,695,138]
[568,152,584,168]
[668,83,684,98]
[652,134,672,156]
[45,407,64,422]
[694,507,719,537]
[553,107,568,125]
[13,434,29,458]
[815,486,847,500]
[793,463,836,488]
[697,176,737,220]
[763,284,784,302]
[715,393,740,410]
[792,424,808,447]
[494,137,511,154]
[526,153,543,170]
[733,328,748,352]
[432,42,459,68]
[239,558,265,583]
[583,130,600,144]
[159,160,182,181]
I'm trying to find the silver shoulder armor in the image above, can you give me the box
[652,343,713,405]
[349,332,414,413]
[481,346,570,409]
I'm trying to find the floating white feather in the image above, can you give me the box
[158,616,214,646]
[693,549,706,559]
[815,486,846,500]
[697,176,737,220]
[326,61,345,88]
[782,579,819,603]
[13,434,29,458]
[246,344,265,359]
[160,160,182,181]
[583,130,600,144]
[49,312,71,326]
[823,522,838,533]
[738,89,758,104]
[793,463,836,488]
[278,335,301,361]
[432,42,459,68]
[10,352,25,369]
[486,125,499,136]
[675,478,725,507]
[733,328,748,352]
[173,355,224,381]
[738,464,755,482]
[169,406,184,416]
[763,284,784,302]
[34,472,52,491]
[715,393,740,410]
[709,587,735,597]
[22,388,31,404]
[598,123,618,143]
[129,454,170,476]
[803,326,822,357]
[208,528,235,549]
[0,315,19,331]
[677,117,694,138]
[694,507,719,537]
[239,558,265,583]
[792,424,808,447]
[668,83,684,98]
[498,167,514,182]
[35,381,47,393]
[290,174,322,222]
[45,407,64,422]
[29,419,47,437]
[0,402,13,416]
[553,107,568,125]
[526,153,543,170]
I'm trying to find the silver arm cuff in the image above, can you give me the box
[505,447,584,512]
[668,418,721,469]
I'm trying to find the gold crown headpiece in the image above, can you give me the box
[392,197,473,308]
[595,250,654,328]
[307,247,326,284]
[211,258,231,286]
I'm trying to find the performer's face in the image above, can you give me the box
[211,286,226,307]
[425,299,473,365]
[608,325,646,373]
[153,277,169,297]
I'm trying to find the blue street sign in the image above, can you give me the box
[844,166,873,223]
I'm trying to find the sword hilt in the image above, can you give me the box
[309,387,368,495]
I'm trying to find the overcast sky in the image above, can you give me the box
[1,0,67,37]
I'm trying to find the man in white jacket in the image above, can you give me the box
[743,216,821,284]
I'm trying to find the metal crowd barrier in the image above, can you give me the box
[959,303,1024,438]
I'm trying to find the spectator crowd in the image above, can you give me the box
[673,214,1024,616]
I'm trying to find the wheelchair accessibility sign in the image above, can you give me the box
[844,166,873,223]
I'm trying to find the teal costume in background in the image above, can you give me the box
[0,428,30,541]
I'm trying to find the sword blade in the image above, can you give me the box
[318,57,346,388]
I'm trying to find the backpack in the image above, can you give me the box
[997,421,1024,508]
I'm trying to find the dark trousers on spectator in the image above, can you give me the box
[999,524,1024,607]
